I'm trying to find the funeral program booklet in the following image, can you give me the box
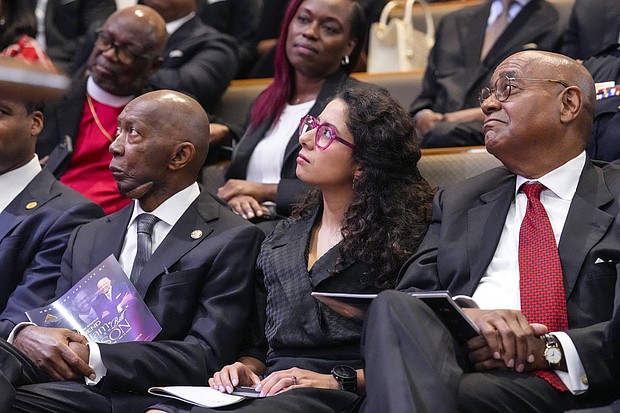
[26,254,161,344]
[148,386,263,408]
[311,290,480,343]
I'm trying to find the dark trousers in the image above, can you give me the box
[0,339,163,413]
[149,388,359,413]
[359,291,610,413]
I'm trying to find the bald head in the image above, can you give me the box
[109,90,210,211]
[129,90,211,168]
[512,50,595,127]
[482,50,596,178]
[88,5,167,96]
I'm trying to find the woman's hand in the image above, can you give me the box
[209,361,262,394]
[255,368,339,397]
[226,195,271,220]
[217,179,276,219]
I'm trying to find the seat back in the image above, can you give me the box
[418,146,503,189]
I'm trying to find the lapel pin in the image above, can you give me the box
[191,230,203,239]
[26,201,37,210]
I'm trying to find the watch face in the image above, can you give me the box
[332,365,356,380]
[545,347,562,364]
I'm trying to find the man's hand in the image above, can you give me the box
[464,308,548,373]
[13,326,95,381]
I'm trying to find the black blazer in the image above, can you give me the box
[410,0,560,115]
[28,0,116,72]
[561,0,620,60]
[398,160,620,395]
[54,189,265,398]
[226,70,363,216]
[149,16,239,112]
[0,168,103,338]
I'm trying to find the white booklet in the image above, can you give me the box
[311,290,480,344]
[148,386,262,408]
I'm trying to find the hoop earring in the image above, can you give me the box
[341,55,350,66]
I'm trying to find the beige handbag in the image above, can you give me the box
[367,0,435,73]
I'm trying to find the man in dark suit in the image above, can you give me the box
[411,0,560,147]
[92,276,132,320]
[141,0,239,113]
[197,0,260,78]
[361,51,620,412]
[35,5,168,215]
[0,90,265,412]
[0,94,103,340]
[29,0,117,73]
[561,0,620,61]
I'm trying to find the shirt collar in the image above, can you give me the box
[166,12,196,36]
[515,151,586,201]
[128,182,200,229]
[87,76,134,108]
[0,155,42,212]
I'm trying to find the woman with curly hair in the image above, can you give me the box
[147,87,433,413]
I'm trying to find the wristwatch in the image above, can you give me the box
[331,365,357,392]
[543,333,563,368]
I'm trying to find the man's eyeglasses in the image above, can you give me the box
[478,76,569,106]
[94,29,154,65]
[298,115,355,150]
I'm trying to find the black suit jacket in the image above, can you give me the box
[561,0,620,60]
[0,168,103,338]
[197,0,260,76]
[410,0,560,115]
[226,70,363,217]
[398,160,620,394]
[27,0,116,72]
[149,16,239,112]
[54,189,265,395]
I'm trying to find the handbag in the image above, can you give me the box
[366,0,435,73]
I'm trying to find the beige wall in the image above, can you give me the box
[115,0,137,9]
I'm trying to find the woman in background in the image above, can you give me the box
[148,87,433,413]
[212,0,366,232]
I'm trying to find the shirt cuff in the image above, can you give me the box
[553,332,588,394]
[85,340,107,386]
[7,322,35,344]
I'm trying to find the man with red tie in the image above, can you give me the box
[360,51,620,412]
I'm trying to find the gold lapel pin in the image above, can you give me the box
[26,201,38,210]
[190,230,203,239]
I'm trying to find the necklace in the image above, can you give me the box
[86,94,114,143]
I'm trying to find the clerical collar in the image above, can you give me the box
[86,77,134,108]
[166,11,196,36]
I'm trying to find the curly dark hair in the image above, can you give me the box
[292,87,433,289]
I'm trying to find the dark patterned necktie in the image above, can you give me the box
[519,182,568,391]
[130,213,159,284]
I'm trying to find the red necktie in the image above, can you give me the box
[518,182,569,391]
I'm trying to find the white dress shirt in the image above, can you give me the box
[472,151,588,394]
[0,156,41,213]
[88,182,201,384]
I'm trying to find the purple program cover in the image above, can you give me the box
[26,254,162,343]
